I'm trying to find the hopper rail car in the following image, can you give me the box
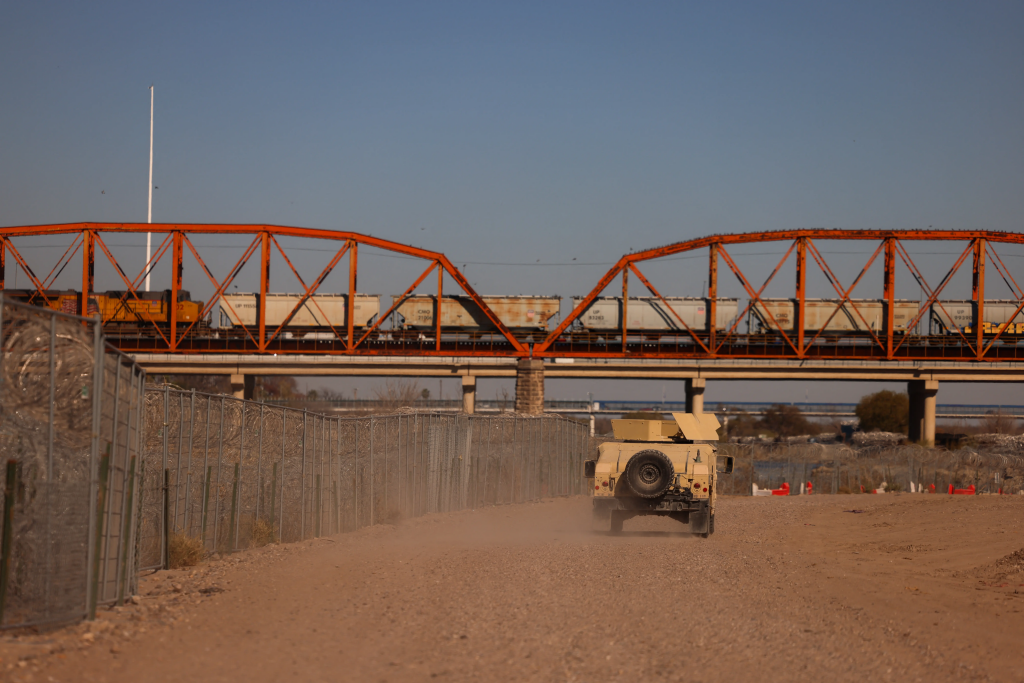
[0,223,1022,361]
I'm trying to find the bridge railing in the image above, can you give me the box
[138,390,591,569]
[259,397,1024,419]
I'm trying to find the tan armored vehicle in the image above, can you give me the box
[584,412,732,536]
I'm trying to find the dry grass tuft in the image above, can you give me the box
[250,518,276,548]
[168,532,206,568]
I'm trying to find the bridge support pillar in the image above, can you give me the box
[461,375,477,414]
[908,379,938,446]
[685,378,706,414]
[231,374,255,401]
[514,359,545,414]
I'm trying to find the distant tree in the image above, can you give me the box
[421,388,431,400]
[373,379,421,411]
[255,376,299,400]
[725,411,762,437]
[855,390,909,434]
[760,404,820,437]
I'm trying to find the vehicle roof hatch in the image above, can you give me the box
[671,412,721,441]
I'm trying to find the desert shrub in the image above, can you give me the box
[168,532,205,568]
[856,390,909,434]
[250,518,276,547]
[760,404,820,437]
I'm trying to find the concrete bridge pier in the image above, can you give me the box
[461,375,477,414]
[231,374,255,401]
[908,379,939,446]
[685,378,706,414]
[514,359,545,414]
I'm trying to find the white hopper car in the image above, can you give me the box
[748,299,919,334]
[570,297,740,336]
[394,295,561,333]
[929,300,1024,335]
[218,293,380,337]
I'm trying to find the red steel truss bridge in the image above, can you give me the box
[1,222,1022,362]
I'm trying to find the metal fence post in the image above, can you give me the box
[161,386,169,566]
[256,403,265,524]
[184,389,196,533]
[212,397,226,552]
[84,315,104,618]
[234,400,245,551]
[301,409,308,540]
[369,417,375,526]
[279,410,286,542]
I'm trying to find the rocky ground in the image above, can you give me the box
[1,494,1022,682]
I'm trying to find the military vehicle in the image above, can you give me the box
[584,412,732,536]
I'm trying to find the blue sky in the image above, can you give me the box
[2,1,1023,404]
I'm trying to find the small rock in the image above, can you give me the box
[130,595,142,605]
[110,645,121,654]
[171,583,183,593]
[80,633,95,642]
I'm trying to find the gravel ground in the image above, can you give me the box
[3,494,1023,682]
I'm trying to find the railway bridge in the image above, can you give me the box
[2,222,1023,445]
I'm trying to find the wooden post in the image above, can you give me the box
[0,461,18,624]
[88,450,111,619]
[116,455,137,605]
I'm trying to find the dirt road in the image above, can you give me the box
[14,494,1024,682]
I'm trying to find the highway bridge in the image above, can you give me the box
[2,222,1023,445]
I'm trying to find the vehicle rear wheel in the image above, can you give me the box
[609,511,624,534]
[624,450,675,498]
[700,513,715,539]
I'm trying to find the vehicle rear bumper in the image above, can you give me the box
[593,497,711,533]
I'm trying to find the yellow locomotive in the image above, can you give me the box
[3,289,206,337]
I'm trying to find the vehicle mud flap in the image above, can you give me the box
[689,509,710,535]
[609,511,625,534]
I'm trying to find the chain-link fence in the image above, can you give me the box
[0,295,146,629]
[139,389,591,568]
[717,442,1024,496]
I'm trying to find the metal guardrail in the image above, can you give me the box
[260,398,1024,419]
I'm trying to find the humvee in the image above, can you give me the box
[584,412,732,536]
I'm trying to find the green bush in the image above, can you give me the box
[855,390,909,434]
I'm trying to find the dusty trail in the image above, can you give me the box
[23,495,1024,682]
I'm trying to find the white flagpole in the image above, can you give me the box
[146,85,154,291]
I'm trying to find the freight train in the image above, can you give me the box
[3,288,1021,341]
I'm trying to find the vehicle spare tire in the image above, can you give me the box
[624,450,675,498]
